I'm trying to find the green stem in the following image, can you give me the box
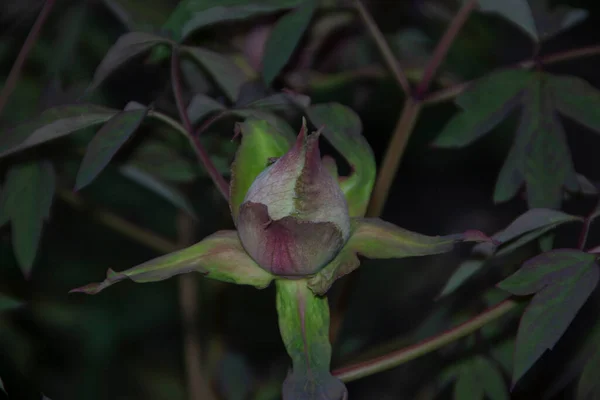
[333,299,518,382]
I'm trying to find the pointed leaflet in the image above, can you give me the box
[70,230,273,295]
[306,103,375,217]
[126,139,201,182]
[438,208,582,297]
[549,74,600,135]
[308,218,492,295]
[236,92,311,111]
[182,46,247,102]
[0,105,118,158]
[494,73,578,207]
[187,93,227,125]
[476,0,587,42]
[497,249,599,385]
[433,69,531,148]
[162,0,302,43]
[275,280,347,400]
[229,118,294,222]
[89,32,171,90]
[262,0,316,86]
[0,161,55,277]
[75,108,148,190]
[453,356,509,400]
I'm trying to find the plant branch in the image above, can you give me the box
[333,299,518,382]
[0,0,56,116]
[353,0,411,96]
[170,49,230,200]
[415,0,478,98]
[58,189,177,254]
[423,44,600,105]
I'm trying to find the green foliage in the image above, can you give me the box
[443,355,509,400]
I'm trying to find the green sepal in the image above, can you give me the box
[275,280,347,400]
[70,230,273,294]
[229,118,294,222]
[308,218,493,295]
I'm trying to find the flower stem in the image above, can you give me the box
[333,299,518,382]
[353,0,411,96]
[0,0,56,116]
[170,48,230,201]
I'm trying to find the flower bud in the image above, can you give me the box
[237,121,351,277]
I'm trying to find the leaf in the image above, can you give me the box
[162,0,303,43]
[187,93,227,125]
[438,259,486,298]
[497,249,599,385]
[494,208,582,245]
[549,74,600,135]
[0,105,118,158]
[0,294,24,313]
[0,161,56,277]
[126,139,201,182]
[236,91,311,112]
[229,118,294,222]
[182,46,248,102]
[89,32,171,90]
[0,376,4,394]
[308,218,492,295]
[453,356,509,400]
[433,69,531,148]
[119,165,197,219]
[275,280,348,400]
[578,331,600,400]
[306,103,376,217]
[75,107,148,190]
[262,0,316,86]
[70,230,274,295]
[476,0,587,42]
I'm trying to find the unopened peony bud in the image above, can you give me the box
[237,121,350,277]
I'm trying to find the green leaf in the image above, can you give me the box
[0,161,56,277]
[0,105,118,158]
[578,330,600,400]
[262,0,316,86]
[549,74,600,134]
[433,69,531,148]
[89,32,171,90]
[306,103,376,217]
[0,294,24,313]
[162,0,302,43]
[126,139,201,182]
[182,46,247,102]
[236,91,311,112]
[308,218,492,294]
[453,356,509,400]
[497,249,599,385]
[187,93,227,125]
[118,165,197,219]
[476,0,587,42]
[438,258,486,298]
[233,109,297,138]
[70,230,273,295]
[75,108,148,190]
[494,208,582,245]
[275,280,347,400]
[229,118,294,222]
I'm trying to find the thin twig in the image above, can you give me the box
[58,189,177,254]
[177,213,217,400]
[415,0,478,98]
[333,300,518,382]
[353,0,411,96]
[0,0,56,115]
[170,48,230,200]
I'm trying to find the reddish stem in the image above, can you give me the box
[0,0,56,116]
[170,49,230,200]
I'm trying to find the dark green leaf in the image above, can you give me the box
[438,259,486,298]
[75,108,148,190]
[577,328,600,400]
[182,46,248,102]
[549,74,600,134]
[0,294,24,313]
[118,165,197,219]
[276,280,347,400]
[126,139,201,182]
[306,103,375,217]
[497,249,599,385]
[476,0,587,42]
[453,355,508,400]
[433,69,531,148]
[162,0,302,42]
[0,105,118,158]
[233,109,297,138]
[70,231,273,294]
[494,208,582,245]
[187,93,226,125]
[236,92,311,111]
[0,161,56,277]
[262,0,316,86]
[89,32,171,90]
